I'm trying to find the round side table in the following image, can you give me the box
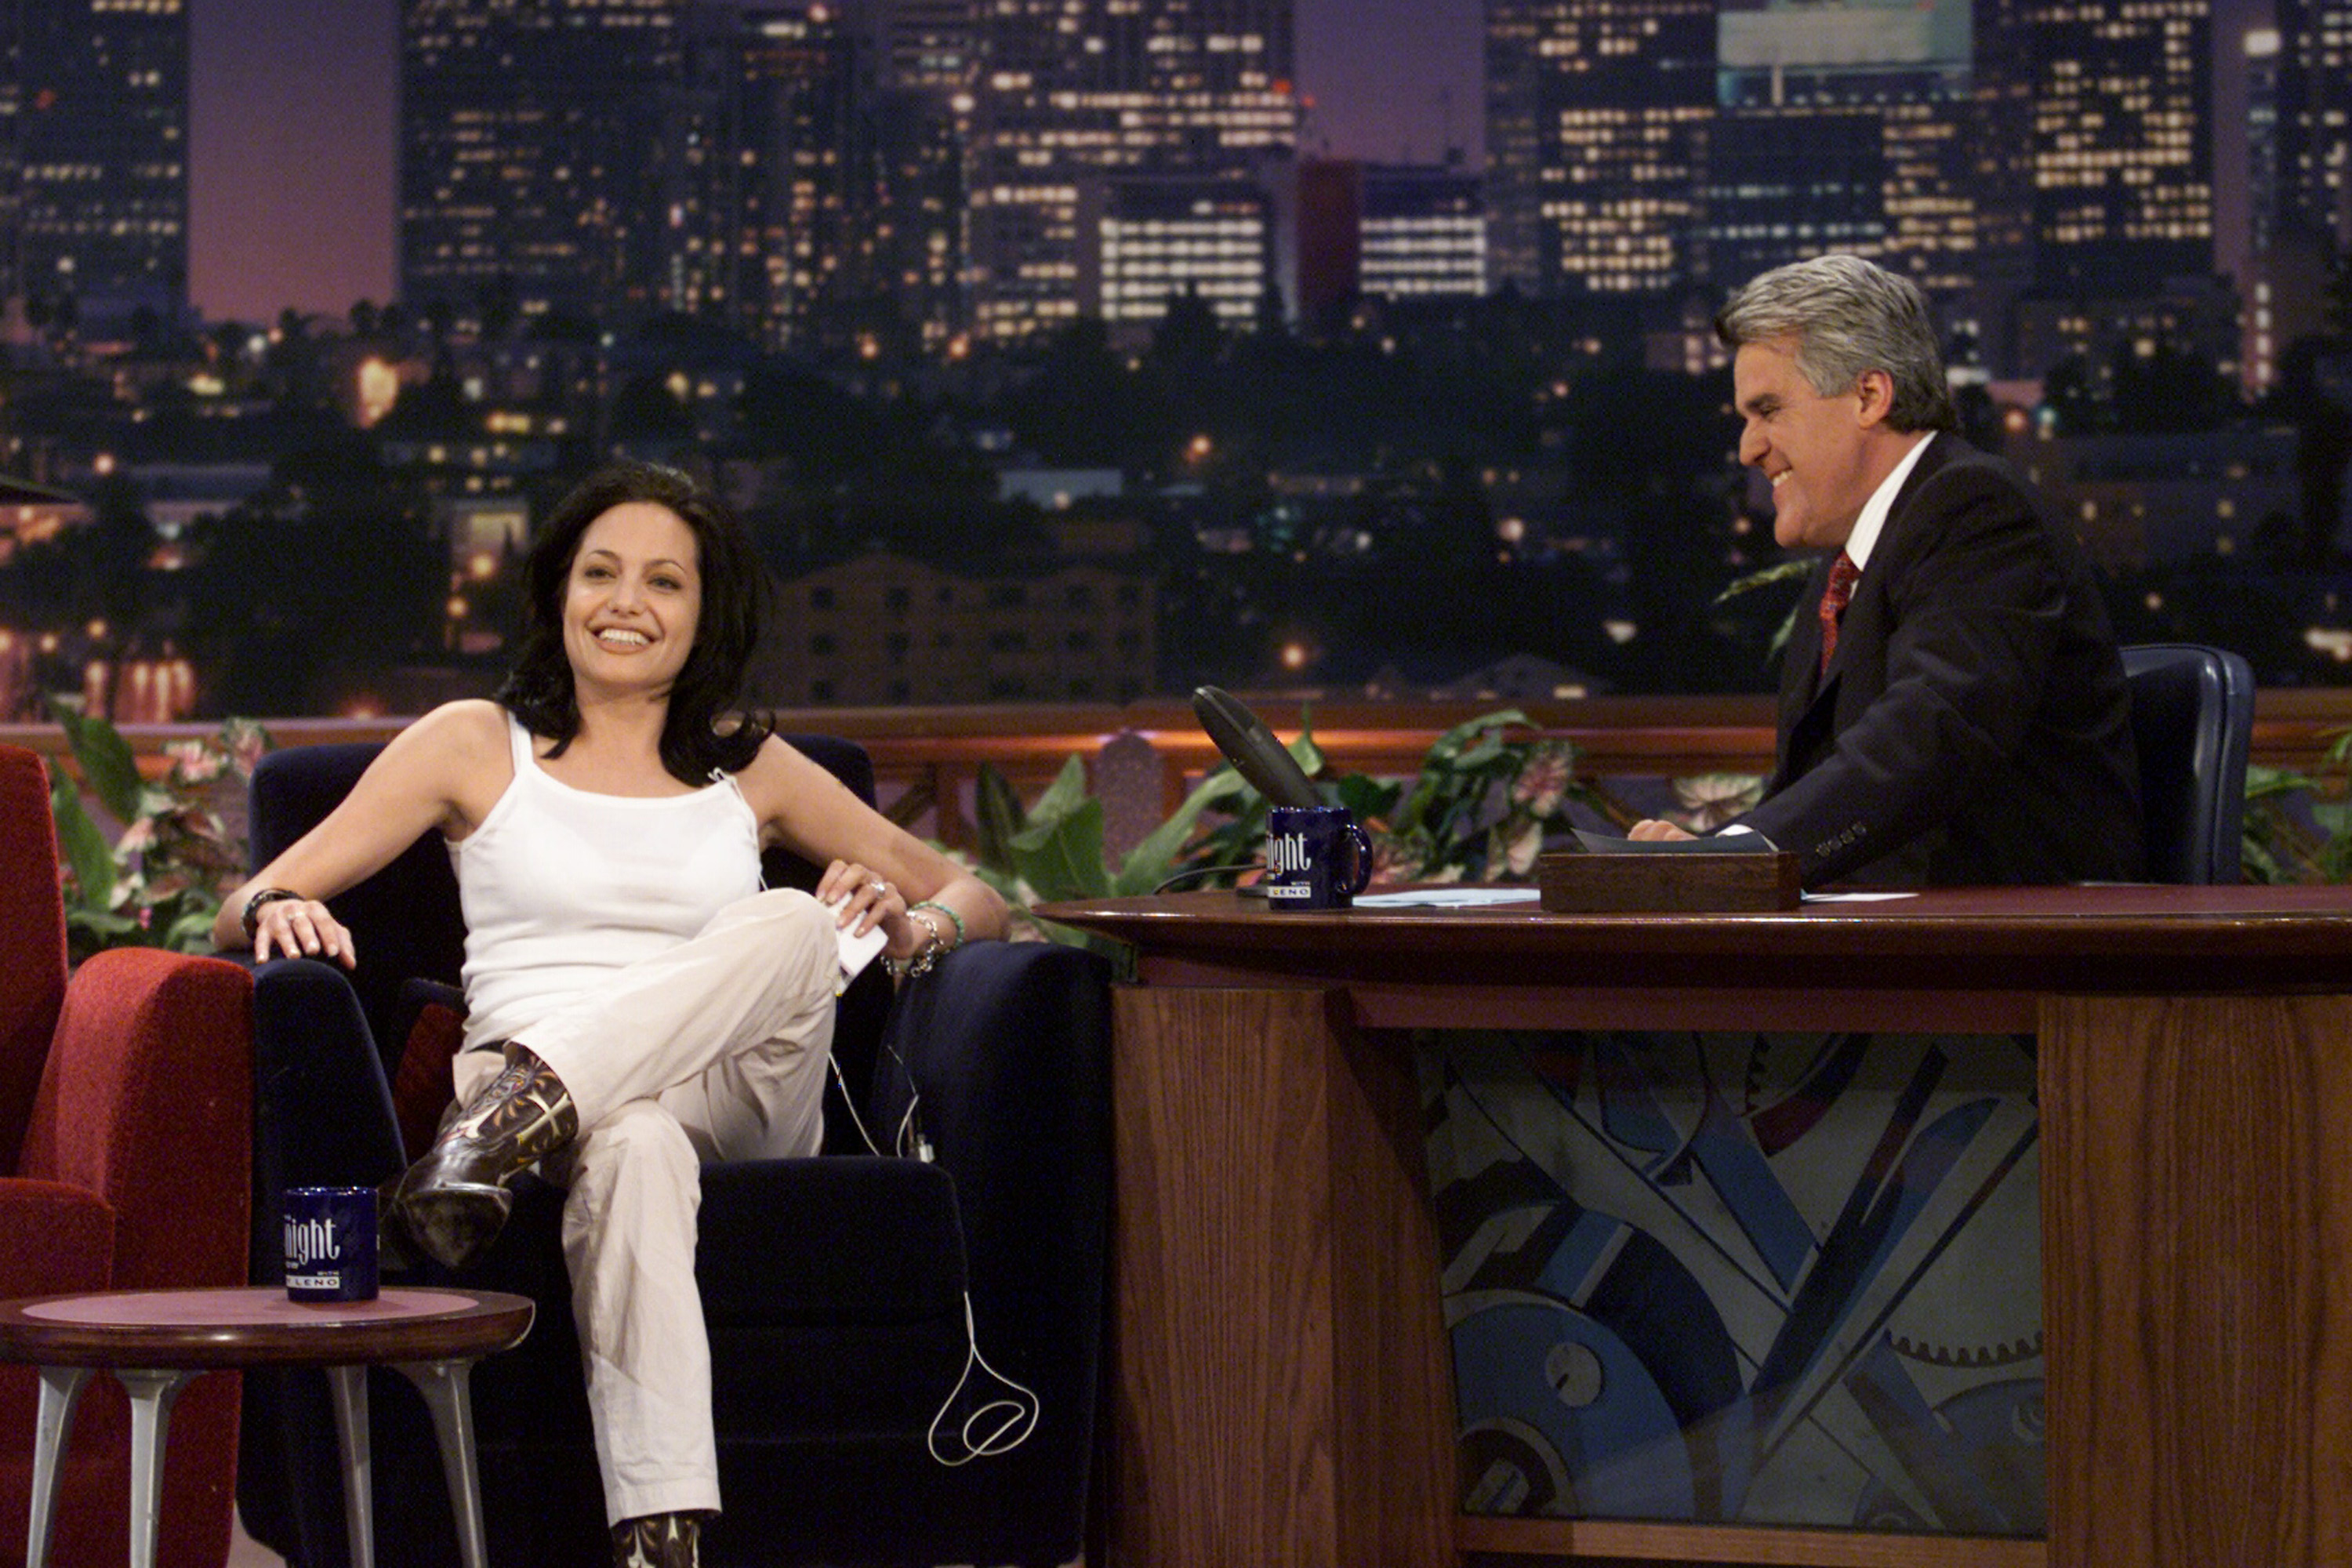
[0,1287,533,1568]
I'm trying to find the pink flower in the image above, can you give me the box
[1510,743,1575,818]
[164,740,223,784]
[220,720,269,779]
[115,816,159,855]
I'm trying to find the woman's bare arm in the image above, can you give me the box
[212,701,513,964]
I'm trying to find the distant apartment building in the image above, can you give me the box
[1295,160,1483,316]
[2016,426,2303,571]
[766,552,1156,705]
[0,0,190,328]
[1086,175,1276,332]
[965,0,1299,342]
[2013,278,2243,395]
[401,0,689,328]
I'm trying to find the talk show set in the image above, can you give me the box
[5,5,2352,1556]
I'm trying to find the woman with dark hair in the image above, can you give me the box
[214,460,1007,1566]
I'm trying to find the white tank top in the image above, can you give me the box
[449,713,763,1051]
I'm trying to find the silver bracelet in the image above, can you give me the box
[888,907,948,979]
[908,899,966,948]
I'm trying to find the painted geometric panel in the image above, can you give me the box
[1414,1029,2043,1536]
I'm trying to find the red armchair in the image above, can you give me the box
[0,742,252,1568]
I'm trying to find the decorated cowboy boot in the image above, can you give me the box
[612,1512,702,1568]
[390,1044,577,1269]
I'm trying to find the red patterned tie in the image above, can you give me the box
[1818,550,1860,676]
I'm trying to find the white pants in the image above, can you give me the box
[452,887,843,1524]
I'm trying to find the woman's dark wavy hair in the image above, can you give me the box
[496,461,771,785]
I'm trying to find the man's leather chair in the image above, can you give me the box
[2120,642,2256,884]
[234,739,1111,1568]
[0,743,252,1568]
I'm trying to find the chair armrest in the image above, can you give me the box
[0,1180,114,1297]
[248,958,408,1285]
[875,940,1112,1398]
[30,948,252,1290]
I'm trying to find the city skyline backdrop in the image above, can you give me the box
[188,0,1494,323]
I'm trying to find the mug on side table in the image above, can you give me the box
[1265,805,1374,910]
[285,1185,379,1302]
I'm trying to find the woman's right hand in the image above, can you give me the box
[249,896,358,969]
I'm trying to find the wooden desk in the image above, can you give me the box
[1038,886,2352,1568]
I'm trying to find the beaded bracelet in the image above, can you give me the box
[241,887,304,940]
[908,899,966,947]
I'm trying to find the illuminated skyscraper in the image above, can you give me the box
[2274,0,2351,259]
[1483,0,2027,307]
[401,0,688,328]
[733,3,868,347]
[865,0,979,347]
[966,0,1299,342]
[1483,0,1714,296]
[2024,0,2213,292]
[1360,165,1484,301]
[1,0,189,328]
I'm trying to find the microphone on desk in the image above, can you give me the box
[1191,686,1321,809]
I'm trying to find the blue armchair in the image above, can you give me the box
[234,739,1111,1568]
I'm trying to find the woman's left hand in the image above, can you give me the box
[816,859,908,943]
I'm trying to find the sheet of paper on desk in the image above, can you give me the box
[1354,887,1544,909]
[1801,891,1920,902]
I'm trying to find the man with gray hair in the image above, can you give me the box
[1631,253,2143,884]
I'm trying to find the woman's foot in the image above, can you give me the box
[612,1512,703,1568]
[390,1045,578,1268]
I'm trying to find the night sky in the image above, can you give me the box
[187,0,2246,325]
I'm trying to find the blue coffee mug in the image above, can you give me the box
[285,1185,379,1302]
[1265,806,1374,909]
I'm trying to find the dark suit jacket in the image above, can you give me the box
[1733,433,2143,887]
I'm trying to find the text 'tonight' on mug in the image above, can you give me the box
[1265,806,1374,910]
[284,1185,379,1302]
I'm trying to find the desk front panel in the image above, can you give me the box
[1047,889,2352,1568]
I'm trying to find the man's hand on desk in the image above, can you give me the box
[1628,819,1697,842]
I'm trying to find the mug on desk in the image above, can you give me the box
[1265,805,1374,909]
[284,1185,379,1303]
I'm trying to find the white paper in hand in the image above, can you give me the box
[829,903,891,994]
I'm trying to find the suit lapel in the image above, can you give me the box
[1778,432,1958,751]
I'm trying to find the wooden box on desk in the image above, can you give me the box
[1537,848,1802,912]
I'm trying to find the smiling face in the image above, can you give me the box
[1733,336,1899,552]
[561,501,702,699]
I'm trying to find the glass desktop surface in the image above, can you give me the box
[1413,1026,2042,1538]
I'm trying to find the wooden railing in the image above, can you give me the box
[9,688,2349,851]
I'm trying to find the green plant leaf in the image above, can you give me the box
[1714,557,1814,602]
[1114,767,1243,895]
[161,904,220,952]
[1335,773,1399,822]
[2243,764,2315,801]
[972,764,1027,878]
[49,697,145,824]
[1021,755,1093,833]
[65,906,143,940]
[1010,795,1111,901]
[46,761,118,913]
